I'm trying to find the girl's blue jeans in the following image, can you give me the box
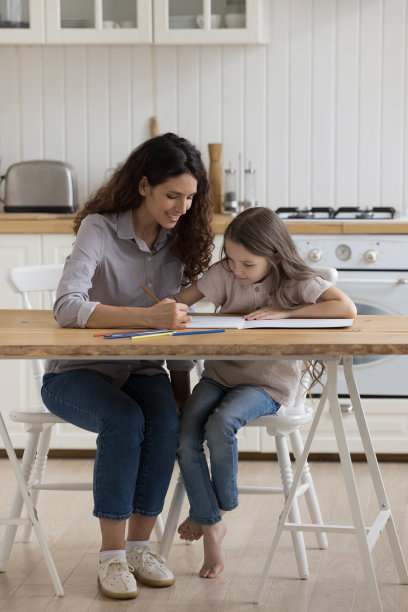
[177,377,280,525]
[41,370,179,521]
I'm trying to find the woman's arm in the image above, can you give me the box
[85,299,191,330]
[245,286,357,320]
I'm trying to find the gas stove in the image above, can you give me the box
[275,206,396,220]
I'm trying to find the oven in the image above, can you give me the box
[276,206,408,399]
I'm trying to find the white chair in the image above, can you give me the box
[159,266,338,583]
[0,264,163,594]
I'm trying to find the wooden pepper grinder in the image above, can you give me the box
[208,143,223,214]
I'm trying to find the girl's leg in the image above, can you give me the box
[200,385,280,579]
[177,379,226,526]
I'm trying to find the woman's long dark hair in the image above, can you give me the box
[73,133,214,281]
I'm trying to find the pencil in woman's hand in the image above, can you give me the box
[141,285,160,303]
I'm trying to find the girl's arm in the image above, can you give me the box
[170,281,205,307]
[245,286,357,320]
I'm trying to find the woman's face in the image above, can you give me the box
[139,173,197,228]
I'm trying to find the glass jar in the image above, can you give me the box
[223,167,238,215]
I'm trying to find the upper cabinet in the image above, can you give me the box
[0,0,263,45]
[0,0,152,44]
[154,0,264,45]
[45,0,152,44]
[0,0,45,44]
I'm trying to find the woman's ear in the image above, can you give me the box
[272,252,281,265]
[138,176,150,196]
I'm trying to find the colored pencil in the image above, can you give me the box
[105,330,172,339]
[141,285,160,303]
[94,330,147,337]
[131,332,173,340]
[172,329,226,336]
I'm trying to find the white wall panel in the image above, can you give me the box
[311,0,336,206]
[268,0,290,207]
[20,47,43,160]
[335,0,359,205]
[289,0,313,206]
[87,46,110,194]
[43,46,65,160]
[0,0,407,212]
[358,0,382,205]
[64,47,88,203]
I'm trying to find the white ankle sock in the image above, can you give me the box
[126,540,149,552]
[99,549,127,564]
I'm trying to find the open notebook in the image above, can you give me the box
[186,316,354,329]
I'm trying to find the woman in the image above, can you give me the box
[41,133,213,599]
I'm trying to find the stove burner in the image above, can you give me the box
[275,207,335,220]
[334,206,396,220]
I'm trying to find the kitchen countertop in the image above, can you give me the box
[0,212,408,235]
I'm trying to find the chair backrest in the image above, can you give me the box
[8,264,64,310]
[7,264,64,397]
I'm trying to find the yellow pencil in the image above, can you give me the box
[131,332,173,340]
[141,284,160,303]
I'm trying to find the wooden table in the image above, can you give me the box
[0,311,407,610]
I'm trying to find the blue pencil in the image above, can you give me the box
[172,329,226,336]
[105,329,171,339]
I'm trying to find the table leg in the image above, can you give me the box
[342,355,408,584]
[0,413,64,596]
[326,359,382,612]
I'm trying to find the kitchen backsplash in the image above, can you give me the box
[0,0,407,213]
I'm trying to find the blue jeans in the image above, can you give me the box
[177,377,280,525]
[41,370,179,520]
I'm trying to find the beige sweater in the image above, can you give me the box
[197,262,331,407]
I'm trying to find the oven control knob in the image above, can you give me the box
[363,249,378,263]
[308,249,322,262]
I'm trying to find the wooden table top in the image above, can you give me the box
[0,311,407,358]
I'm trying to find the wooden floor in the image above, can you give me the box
[1,458,408,612]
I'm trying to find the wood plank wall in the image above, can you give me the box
[0,0,407,213]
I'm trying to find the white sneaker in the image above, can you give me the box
[127,546,176,587]
[98,557,139,599]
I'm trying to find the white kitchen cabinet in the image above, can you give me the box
[45,0,152,44]
[154,0,264,45]
[0,0,45,44]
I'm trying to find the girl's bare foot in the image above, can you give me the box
[178,516,203,541]
[199,520,227,579]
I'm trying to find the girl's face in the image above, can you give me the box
[139,173,197,228]
[224,238,274,286]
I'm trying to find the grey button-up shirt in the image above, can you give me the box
[45,210,194,386]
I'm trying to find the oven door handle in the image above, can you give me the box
[339,278,408,285]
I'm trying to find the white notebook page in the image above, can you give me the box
[186,316,354,329]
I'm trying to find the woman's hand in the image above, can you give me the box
[147,298,191,329]
[244,307,290,320]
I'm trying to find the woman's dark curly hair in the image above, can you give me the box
[73,132,214,282]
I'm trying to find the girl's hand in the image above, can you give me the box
[244,307,290,321]
[148,298,191,329]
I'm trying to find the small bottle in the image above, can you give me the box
[242,163,257,211]
[223,166,238,215]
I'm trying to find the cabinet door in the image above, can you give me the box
[154,0,263,45]
[42,233,74,265]
[0,0,45,44]
[0,235,42,449]
[45,0,152,44]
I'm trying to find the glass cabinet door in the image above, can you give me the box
[0,0,45,43]
[154,0,262,45]
[45,0,152,44]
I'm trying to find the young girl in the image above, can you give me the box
[41,133,213,599]
[171,207,356,580]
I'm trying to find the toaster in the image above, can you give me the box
[2,160,78,213]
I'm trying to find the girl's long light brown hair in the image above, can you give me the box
[222,207,327,391]
[73,133,214,282]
